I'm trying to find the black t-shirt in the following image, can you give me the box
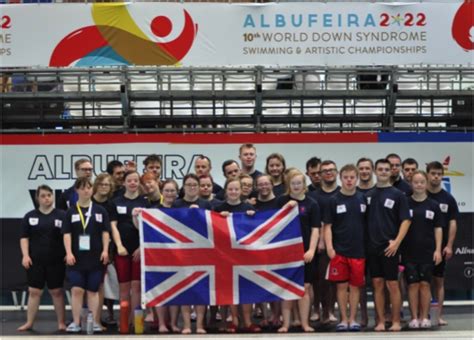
[255,197,279,211]
[214,201,256,213]
[57,186,77,211]
[179,182,223,198]
[208,198,223,209]
[173,197,212,209]
[402,197,443,264]
[427,189,459,246]
[146,197,162,209]
[21,208,66,265]
[357,186,375,195]
[365,186,410,255]
[212,182,223,194]
[110,195,149,254]
[326,191,367,259]
[92,197,115,218]
[393,177,413,196]
[112,186,126,199]
[307,184,319,192]
[62,203,111,271]
[273,183,286,198]
[277,195,321,251]
[215,189,225,201]
[249,169,263,182]
[308,186,341,223]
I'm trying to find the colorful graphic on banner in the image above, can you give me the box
[139,206,304,307]
[442,156,465,194]
[451,1,474,51]
[1,2,473,66]
[49,4,198,66]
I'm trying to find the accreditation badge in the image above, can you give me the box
[79,235,91,251]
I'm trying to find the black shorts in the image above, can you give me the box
[304,261,315,284]
[67,268,103,292]
[312,252,331,282]
[367,253,399,281]
[432,258,446,278]
[404,262,433,284]
[27,262,65,290]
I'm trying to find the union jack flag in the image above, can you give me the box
[139,205,305,307]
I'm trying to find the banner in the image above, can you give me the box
[139,206,304,306]
[0,132,472,218]
[1,1,473,67]
[444,213,474,291]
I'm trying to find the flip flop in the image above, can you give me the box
[349,322,361,331]
[336,322,349,332]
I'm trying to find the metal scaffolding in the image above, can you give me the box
[1,66,473,133]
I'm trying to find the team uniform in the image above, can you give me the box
[255,197,279,211]
[277,195,321,283]
[272,183,286,198]
[57,186,78,211]
[308,186,341,214]
[393,178,413,196]
[308,186,341,281]
[173,197,212,209]
[92,197,117,256]
[207,198,223,209]
[427,189,459,277]
[356,186,375,195]
[112,186,126,199]
[62,203,111,292]
[214,201,255,214]
[20,209,66,290]
[249,169,263,182]
[92,197,115,218]
[402,198,443,284]
[365,186,410,280]
[215,190,225,201]
[212,182,224,195]
[325,192,367,287]
[145,195,163,209]
[110,195,149,283]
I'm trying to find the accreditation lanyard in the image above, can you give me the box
[76,202,93,234]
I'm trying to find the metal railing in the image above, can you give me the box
[1,66,473,133]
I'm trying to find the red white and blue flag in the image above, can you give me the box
[139,205,305,307]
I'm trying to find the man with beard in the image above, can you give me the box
[194,155,223,194]
[355,157,375,326]
[402,158,418,184]
[386,153,412,196]
[306,157,322,192]
[58,158,94,211]
[356,158,375,194]
[308,160,339,324]
[107,160,125,198]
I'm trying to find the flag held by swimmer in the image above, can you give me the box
[139,206,305,307]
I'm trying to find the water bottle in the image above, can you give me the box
[134,307,144,335]
[119,300,130,334]
[80,307,89,330]
[86,311,94,335]
[430,299,439,326]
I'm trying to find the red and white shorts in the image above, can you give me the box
[326,254,365,287]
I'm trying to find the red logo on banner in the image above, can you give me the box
[50,5,198,67]
[452,1,474,51]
